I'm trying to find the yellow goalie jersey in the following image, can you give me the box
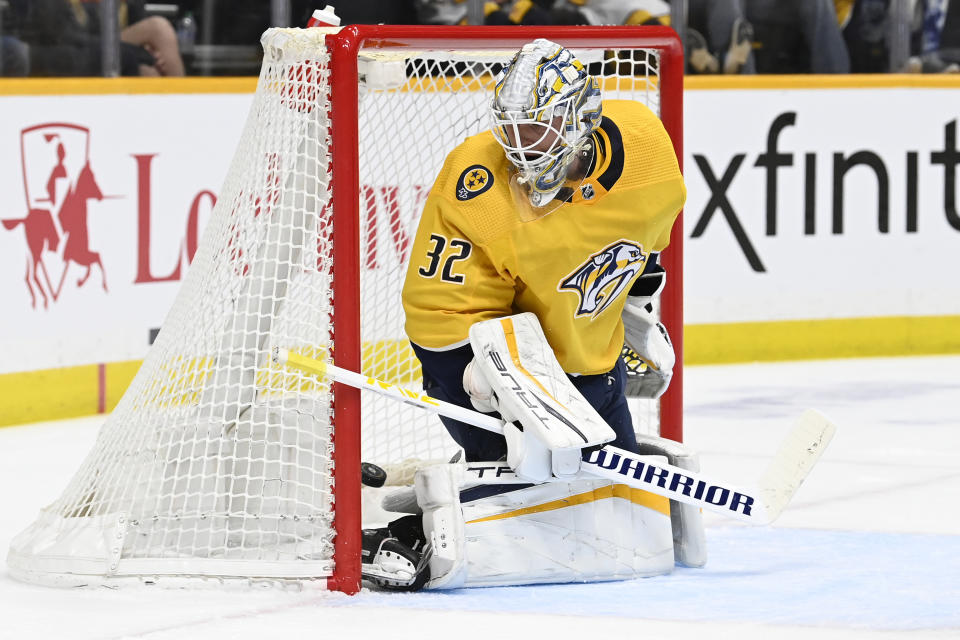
[402,100,685,376]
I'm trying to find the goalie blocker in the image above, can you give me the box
[463,312,619,482]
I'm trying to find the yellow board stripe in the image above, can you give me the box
[0,360,141,427]
[466,482,670,524]
[105,360,143,410]
[686,315,960,364]
[686,74,960,91]
[2,74,957,99]
[0,77,258,96]
[2,314,959,427]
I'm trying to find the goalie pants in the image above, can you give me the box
[412,342,636,462]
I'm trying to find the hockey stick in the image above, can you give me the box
[273,348,836,525]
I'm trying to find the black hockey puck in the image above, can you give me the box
[361,461,387,488]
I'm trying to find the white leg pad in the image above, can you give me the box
[636,434,708,568]
[416,463,675,589]
[415,464,469,590]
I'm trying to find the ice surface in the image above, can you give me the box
[1,355,958,639]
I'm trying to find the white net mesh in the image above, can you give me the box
[7,29,667,587]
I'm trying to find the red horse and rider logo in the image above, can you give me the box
[2,123,115,309]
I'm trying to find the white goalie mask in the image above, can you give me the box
[491,39,602,210]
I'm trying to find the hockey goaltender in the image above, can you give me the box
[360,38,703,590]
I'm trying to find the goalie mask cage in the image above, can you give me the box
[7,25,683,594]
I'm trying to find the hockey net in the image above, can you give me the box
[7,25,683,592]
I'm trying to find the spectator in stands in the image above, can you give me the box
[745,0,850,72]
[687,0,755,74]
[906,0,960,72]
[1,35,29,76]
[485,1,558,25]
[551,0,669,26]
[20,0,184,76]
[1,0,29,76]
[836,0,891,73]
[113,0,185,76]
[415,0,558,25]
[932,0,960,68]
[549,0,753,74]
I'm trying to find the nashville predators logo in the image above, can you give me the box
[456,165,493,201]
[559,240,647,319]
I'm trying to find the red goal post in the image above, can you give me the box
[6,25,684,595]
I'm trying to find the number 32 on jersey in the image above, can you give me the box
[417,233,473,284]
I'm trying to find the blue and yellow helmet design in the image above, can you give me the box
[491,39,602,207]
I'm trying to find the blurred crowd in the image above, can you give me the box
[1,0,959,77]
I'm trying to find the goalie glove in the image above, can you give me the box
[622,296,675,399]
